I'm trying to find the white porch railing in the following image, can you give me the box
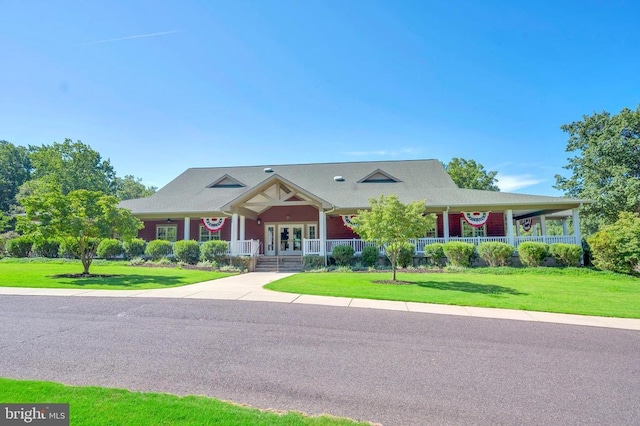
[229,239,260,256]
[302,236,579,256]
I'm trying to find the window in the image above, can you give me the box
[199,225,220,242]
[425,226,437,238]
[156,225,177,242]
[461,220,486,237]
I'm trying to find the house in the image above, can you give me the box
[119,159,587,257]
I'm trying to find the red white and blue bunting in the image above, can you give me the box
[341,215,357,229]
[201,217,226,232]
[461,211,490,228]
[521,218,533,232]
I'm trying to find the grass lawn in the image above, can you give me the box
[0,378,366,425]
[0,258,234,290]
[265,268,640,318]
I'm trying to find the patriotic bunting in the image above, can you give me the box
[201,217,226,232]
[341,215,357,229]
[521,218,533,232]
[461,211,490,228]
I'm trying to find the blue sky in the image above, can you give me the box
[1,1,638,195]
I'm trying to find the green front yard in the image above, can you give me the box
[0,258,234,290]
[265,268,640,318]
[0,378,366,425]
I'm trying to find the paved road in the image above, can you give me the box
[1,296,638,425]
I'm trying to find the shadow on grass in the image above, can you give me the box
[415,280,527,296]
[51,274,189,288]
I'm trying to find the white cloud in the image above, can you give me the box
[496,174,545,192]
[73,30,180,47]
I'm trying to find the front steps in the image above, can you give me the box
[255,256,303,272]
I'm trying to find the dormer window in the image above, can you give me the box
[357,169,401,183]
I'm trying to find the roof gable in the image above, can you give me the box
[357,169,402,183]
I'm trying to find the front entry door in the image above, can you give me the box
[278,224,303,255]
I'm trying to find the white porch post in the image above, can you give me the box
[443,210,450,242]
[562,219,568,236]
[506,209,514,246]
[183,217,191,241]
[231,213,239,255]
[572,208,581,245]
[319,210,326,256]
[540,215,547,239]
[515,220,520,237]
[239,215,245,241]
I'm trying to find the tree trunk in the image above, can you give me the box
[392,260,397,281]
[81,255,91,276]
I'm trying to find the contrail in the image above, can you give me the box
[73,30,180,46]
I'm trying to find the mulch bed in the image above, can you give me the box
[372,280,416,285]
[51,274,122,279]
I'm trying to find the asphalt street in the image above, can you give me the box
[0,295,638,425]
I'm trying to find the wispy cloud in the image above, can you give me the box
[73,30,180,47]
[496,174,545,192]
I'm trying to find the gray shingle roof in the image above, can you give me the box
[119,159,587,217]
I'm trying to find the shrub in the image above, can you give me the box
[549,243,582,267]
[32,239,60,258]
[123,238,146,259]
[442,241,475,267]
[145,239,173,261]
[396,243,415,268]
[361,245,380,267]
[0,231,19,257]
[58,238,99,259]
[173,240,200,264]
[332,245,355,266]
[200,240,229,263]
[97,238,123,259]
[588,212,640,274]
[303,255,325,270]
[477,242,514,267]
[6,236,33,257]
[230,256,251,271]
[424,243,446,266]
[518,242,549,267]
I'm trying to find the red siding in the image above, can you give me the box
[327,216,359,239]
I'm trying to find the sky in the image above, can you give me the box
[1,0,639,195]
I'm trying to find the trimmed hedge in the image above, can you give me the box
[332,245,355,266]
[549,243,581,267]
[396,243,415,268]
[6,236,33,258]
[58,238,99,259]
[32,239,60,258]
[200,240,229,263]
[303,255,325,270]
[477,242,514,267]
[424,243,446,266]
[442,241,475,267]
[173,240,200,264]
[97,238,123,259]
[361,245,380,267]
[518,242,548,267]
[145,240,173,261]
[124,238,146,259]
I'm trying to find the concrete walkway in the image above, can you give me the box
[1,272,639,331]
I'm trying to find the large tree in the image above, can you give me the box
[444,158,499,191]
[352,195,435,281]
[0,140,31,213]
[19,188,142,275]
[114,175,157,200]
[555,105,640,235]
[28,138,116,195]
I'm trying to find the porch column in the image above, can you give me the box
[506,209,514,246]
[572,208,581,244]
[183,217,191,241]
[515,220,520,237]
[540,215,547,238]
[443,210,450,242]
[230,213,239,255]
[318,210,326,255]
[562,219,568,236]
[239,215,245,240]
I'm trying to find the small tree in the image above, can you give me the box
[19,188,142,275]
[352,195,435,281]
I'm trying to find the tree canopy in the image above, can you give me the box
[352,195,435,281]
[19,188,143,275]
[115,175,158,200]
[555,105,640,235]
[444,158,499,191]
[0,140,31,213]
